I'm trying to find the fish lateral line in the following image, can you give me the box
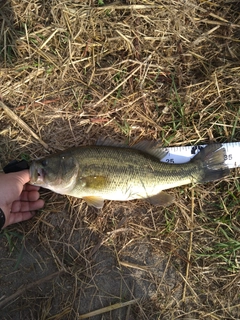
[28,142,230,208]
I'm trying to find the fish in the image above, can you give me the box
[29,141,229,208]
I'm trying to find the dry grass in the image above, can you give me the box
[0,0,240,319]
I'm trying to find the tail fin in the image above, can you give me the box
[191,144,230,183]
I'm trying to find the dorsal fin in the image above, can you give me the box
[96,137,127,148]
[97,138,167,160]
[133,140,167,160]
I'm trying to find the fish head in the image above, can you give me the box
[29,153,78,193]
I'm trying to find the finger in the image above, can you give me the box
[20,190,40,202]
[8,211,35,226]
[11,199,45,213]
[23,184,40,192]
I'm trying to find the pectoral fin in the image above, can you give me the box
[146,191,174,206]
[82,196,105,209]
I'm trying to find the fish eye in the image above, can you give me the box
[41,159,48,167]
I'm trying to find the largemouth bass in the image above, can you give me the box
[29,142,229,208]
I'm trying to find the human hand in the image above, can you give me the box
[0,170,44,229]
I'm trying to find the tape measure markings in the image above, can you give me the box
[161,142,240,169]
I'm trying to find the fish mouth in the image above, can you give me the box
[29,163,45,185]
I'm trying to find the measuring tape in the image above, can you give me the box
[161,142,240,169]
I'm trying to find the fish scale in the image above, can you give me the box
[29,143,229,208]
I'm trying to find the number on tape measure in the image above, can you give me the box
[161,142,240,169]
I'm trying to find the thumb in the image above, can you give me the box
[10,170,30,185]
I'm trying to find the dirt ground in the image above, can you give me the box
[0,0,240,319]
[0,187,183,319]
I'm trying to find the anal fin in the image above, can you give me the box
[146,191,174,206]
